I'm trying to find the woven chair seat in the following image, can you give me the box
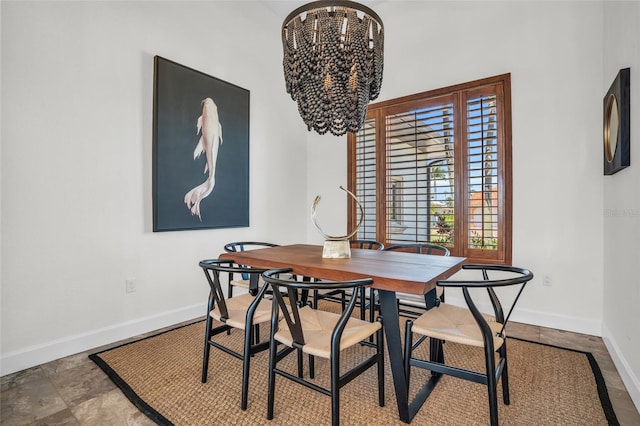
[275,305,382,358]
[412,303,504,349]
[395,288,444,307]
[210,293,273,329]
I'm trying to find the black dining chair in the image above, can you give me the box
[403,264,533,426]
[223,241,279,297]
[382,243,450,318]
[262,268,385,426]
[199,259,274,410]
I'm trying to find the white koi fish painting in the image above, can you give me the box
[184,97,223,220]
[153,56,249,232]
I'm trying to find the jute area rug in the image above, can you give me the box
[90,308,618,426]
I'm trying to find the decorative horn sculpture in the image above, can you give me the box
[311,186,364,258]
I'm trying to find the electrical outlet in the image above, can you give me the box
[125,279,137,293]
[543,274,552,287]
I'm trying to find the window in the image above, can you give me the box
[347,74,512,264]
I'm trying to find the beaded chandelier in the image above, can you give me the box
[282,1,384,136]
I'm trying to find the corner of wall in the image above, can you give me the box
[602,324,640,413]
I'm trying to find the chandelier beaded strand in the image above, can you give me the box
[282,1,384,136]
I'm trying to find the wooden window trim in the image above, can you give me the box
[348,74,512,265]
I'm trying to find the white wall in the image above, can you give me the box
[0,1,309,374]
[602,0,640,410]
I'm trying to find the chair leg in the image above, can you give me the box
[241,322,254,410]
[429,337,444,379]
[429,337,444,364]
[484,344,499,426]
[369,288,376,323]
[377,318,385,407]
[226,286,233,335]
[266,336,278,420]
[500,342,510,405]
[253,324,260,346]
[309,354,315,379]
[330,351,340,426]
[404,320,414,390]
[368,289,376,344]
[299,288,310,306]
[297,349,304,378]
[201,316,212,383]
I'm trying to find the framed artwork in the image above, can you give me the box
[603,68,630,175]
[153,56,250,231]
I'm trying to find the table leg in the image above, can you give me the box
[378,289,411,423]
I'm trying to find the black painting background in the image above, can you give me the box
[153,56,249,231]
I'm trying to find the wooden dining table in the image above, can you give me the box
[219,243,466,423]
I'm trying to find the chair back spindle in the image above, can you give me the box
[200,259,232,321]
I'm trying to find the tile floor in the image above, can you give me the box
[2,320,639,425]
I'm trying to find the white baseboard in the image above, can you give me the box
[508,307,602,336]
[1,303,205,376]
[444,296,603,336]
[602,325,640,413]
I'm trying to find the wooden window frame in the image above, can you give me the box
[347,74,512,265]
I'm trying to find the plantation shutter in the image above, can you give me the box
[354,118,377,240]
[348,74,511,264]
[462,81,507,262]
[385,102,455,247]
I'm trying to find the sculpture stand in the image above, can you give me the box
[322,240,351,259]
